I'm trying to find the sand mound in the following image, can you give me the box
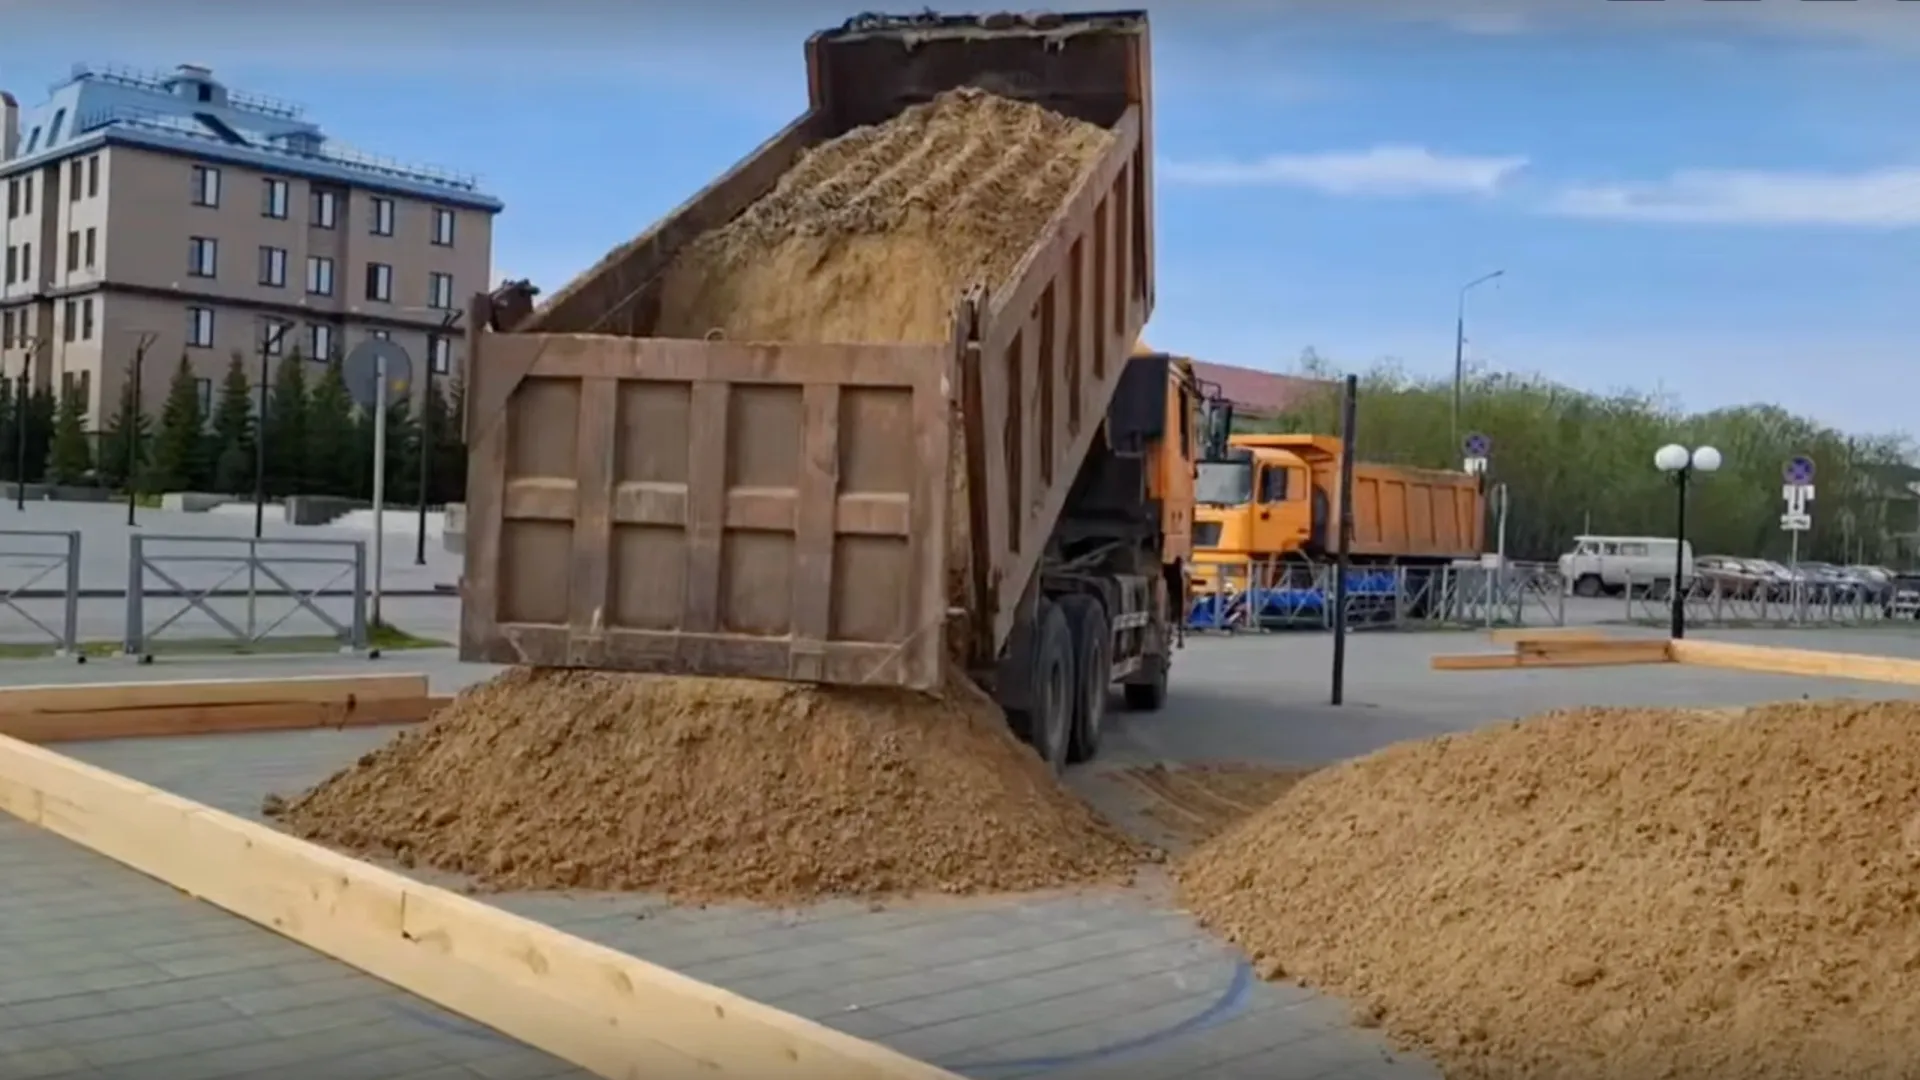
[1178,700,1920,1080]
[654,86,1112,344]
[271,668,1147,904]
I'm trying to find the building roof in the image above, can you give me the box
[1190,360,1331,417]
[1,63,502,211]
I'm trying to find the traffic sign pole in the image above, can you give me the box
[372,356,387,629]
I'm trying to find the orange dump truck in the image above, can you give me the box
[458,11,1187,771]
[1192,433,1483,593]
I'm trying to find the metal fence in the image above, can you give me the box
[124,535,370,658]
[1621,573,1898,628]
[1186,559,1567,633]
[0,529,81,657]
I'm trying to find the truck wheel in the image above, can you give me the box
[1059,594,1110,765]
[1009,600,1074,774]
[1573,574,1603,598]
[1123,655,1168,712]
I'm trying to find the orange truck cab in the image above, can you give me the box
[1192,433,1484,593]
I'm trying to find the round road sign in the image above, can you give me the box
[1463,432,1492,457]
[1783,456,1816,486]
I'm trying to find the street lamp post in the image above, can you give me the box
[1654,442,1722,640]
[1451,269,1505,452]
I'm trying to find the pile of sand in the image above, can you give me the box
[270,668,1147,903]
[1179,700,1920,1080]
[654,86,1112,344]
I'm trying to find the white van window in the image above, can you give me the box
[1600,542,1620,556]
[1576,541,1598,555]
[1620,542,1650,557]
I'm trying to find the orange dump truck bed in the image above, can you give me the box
[1237,434,1483,560]
[458,11,1154,693]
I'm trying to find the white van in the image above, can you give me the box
[1558,535,1694,597]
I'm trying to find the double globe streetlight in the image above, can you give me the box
[1654,443,1722,639]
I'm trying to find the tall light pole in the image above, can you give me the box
[14,335,39,510]
[1654,442,1722,640]
[416,309,462,565]
[253,320,291,539]
[125,332,156,526]
[1451,269,1505,451]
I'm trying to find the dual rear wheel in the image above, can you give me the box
[1012,595,1116,773]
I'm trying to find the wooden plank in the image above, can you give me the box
[1670,639,1920,684]
[0,674,428,715]
[1431,653,1520,671]
[1516,639,1672,668]
[0,695,451,745]
[1486,626,1611,645]
[0,735,962,1080]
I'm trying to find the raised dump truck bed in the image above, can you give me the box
[460,9,1158,735]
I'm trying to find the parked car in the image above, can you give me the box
[1741,559,1797,600]
[1888,574,1920,619]
[1846,565,1896,605]
[1695,555,1766,598]
[1800,561,1869,602]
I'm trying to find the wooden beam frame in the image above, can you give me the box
[0,727,960,1080]
[1669,639,1920,685]
[1432,635,1671,671]
[0,675,448,744]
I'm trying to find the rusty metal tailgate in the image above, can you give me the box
[460,331,954,691]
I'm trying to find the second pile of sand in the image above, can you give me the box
[272,669,1144,903]
[1179,700,1920,1080]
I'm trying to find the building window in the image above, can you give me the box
[191,165,220,208]
[80,298,93,341]
[260,317,291,357]
[68,160,82,202]
[83,228,95,269]
[431,207,456,247]
[371,197,395,237]
[61,300,76,343]
[262,178,289,219]
[4,179,15,220]
[188,236,218,278]
[187,306,214,348]
[65,231,78,273]
[310,189,338,229]
[365,262,393,303]
[428,272,454,310]
[4,246,14,286]
[18,242,29,281]
[306,255,334,297]
[309,323,335,360]
[86,156,99,198]
[1,311,12,348]
[259,246,288,288]
[47,109,66,144]
[195,378,212,417]
[428,335,452,375]
[21,176,32,216]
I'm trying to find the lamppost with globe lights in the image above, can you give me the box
[1654,442,1721,639]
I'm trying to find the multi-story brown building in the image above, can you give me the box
[0,63,500,426]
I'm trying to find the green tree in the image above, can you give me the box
[381,393,420,503]
[265,351,310,496]
[147,356,208,491]
[209,353,256,495]
[0,378,18,483]
[97,377,153,491]
[47,381,92,485]
[422,378,466,504]
[1267,355,1916,565]
[305,357,356,496]
[20,386,54,483]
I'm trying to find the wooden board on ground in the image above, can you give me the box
[0,676,448,744]
[1669,639,1920,685]
[0,733,960,1080]
[1433,637,1674,672]
[1486,626,1611,645]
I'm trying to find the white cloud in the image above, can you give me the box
[1162,145,1528,197]
[1545,166,1920,227]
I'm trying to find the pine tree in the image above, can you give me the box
[264,351,310,497]
[209,354,256,495]
[0,378,18,483]
[148,356,207,491]
[382,393,419,502]
[47,381,92,485]
[305,357,356,497]
[21,386,55,483]
[420,380,466,504]
[97,378,152,491]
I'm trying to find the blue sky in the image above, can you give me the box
[7,0,1920,435]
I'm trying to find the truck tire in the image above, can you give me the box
[1573,574,1603,598]
[1123,655,1168,712]
[1059,594,1110,765]
[1008,600,1075,774]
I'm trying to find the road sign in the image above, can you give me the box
[1463,456,1488,476]
[342,338,413,411]
[1783,456,1815,486]
[1780,512,1811,532]
[1463,432,1492,457]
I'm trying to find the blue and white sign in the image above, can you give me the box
[1781,455,1815,532]
[1462,432,1491,475]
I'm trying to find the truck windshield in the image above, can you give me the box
[1196,462,1252,506]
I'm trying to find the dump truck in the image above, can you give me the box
[457,10,1178,771]
[1188,430,1483,624]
